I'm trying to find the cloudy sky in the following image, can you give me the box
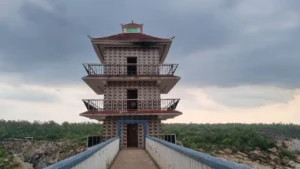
[0,0,300,124]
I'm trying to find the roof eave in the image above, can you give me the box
[89,36,175,64]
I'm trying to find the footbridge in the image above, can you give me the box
[45,136,253,169]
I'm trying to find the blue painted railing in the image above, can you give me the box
[44,137,119,169]
[146,136,254,169]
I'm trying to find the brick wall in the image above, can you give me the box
[104,81,161,111]
[104,47,160,64]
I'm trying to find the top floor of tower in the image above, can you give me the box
[88,21,175,64]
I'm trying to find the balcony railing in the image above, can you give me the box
[82,99,179,111]
[83,63,178,76]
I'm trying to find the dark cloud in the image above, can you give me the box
[1,88,56,102]
[0,0,299,88]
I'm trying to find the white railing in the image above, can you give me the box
[45,137,119,169]
[146,136,254,169]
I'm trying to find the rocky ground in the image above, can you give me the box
[199,139,300,169]
[1,138,300,169]
[0,140,86,169]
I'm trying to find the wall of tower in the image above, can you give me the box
[104,47,160,64]
[102,118,117,139]
[103,47,160,75]
[104,81,160,100]
[104,81,161,111]
[101,46,163,149]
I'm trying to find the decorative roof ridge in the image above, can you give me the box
[88,33,174,42]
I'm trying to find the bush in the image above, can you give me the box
[163,123,300,153]
[279,149,295,159]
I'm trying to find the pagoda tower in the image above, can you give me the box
[81,22,182,148]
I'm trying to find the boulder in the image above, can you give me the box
[287,160,297,168]
[268,147,278,154]
[35,160,48,169]
[224,148,232,154]
[282,157,290,165]
[295,155,300,163]
[237,151,248,157]
[235,154,244,159]
[269,154,280,164]
[251,150,267,159]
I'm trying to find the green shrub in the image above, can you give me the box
[279,149,295,159]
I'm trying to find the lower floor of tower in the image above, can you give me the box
[101,115,162,149]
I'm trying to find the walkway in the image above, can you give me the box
[110,149,158,169]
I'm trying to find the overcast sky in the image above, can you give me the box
[1,0,300,124]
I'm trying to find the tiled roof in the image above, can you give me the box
[91,33,170,41]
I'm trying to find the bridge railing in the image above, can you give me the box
[146,136,254,169]
[45,137,119,169]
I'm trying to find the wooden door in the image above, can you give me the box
[127,124,138,147]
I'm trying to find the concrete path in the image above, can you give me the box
[110,149,158,169]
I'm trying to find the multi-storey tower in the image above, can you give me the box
[81,22,182,148]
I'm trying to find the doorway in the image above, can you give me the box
[127,89,138,110]
[127,57,137,75]
[127,124,138,147]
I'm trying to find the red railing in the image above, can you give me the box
[83,64,178,76]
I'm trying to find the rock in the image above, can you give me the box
[68,150,76,157]
[237,151,248,157]
[1,140,86,169]
[224,148,232,154]
[198,148,205,152]
[251,150,267,159]
[282,157,290,165]
[269,161,276,166]
[269,154,280,164]
[283,139,300,152]
[36,160,48,169]
[235,154,244,159]
[218,150,225,154]
[251,150,260,155]
[287,160,297,168]
[295,163,300,169]
[295,155,300,163]
[176,141,183,146]
[268,147,278,154]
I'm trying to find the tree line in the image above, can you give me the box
[1,120,300,153]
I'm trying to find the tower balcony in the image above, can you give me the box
[83,63,178,76]
[80,99,182,120]
[82,64,180,94]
